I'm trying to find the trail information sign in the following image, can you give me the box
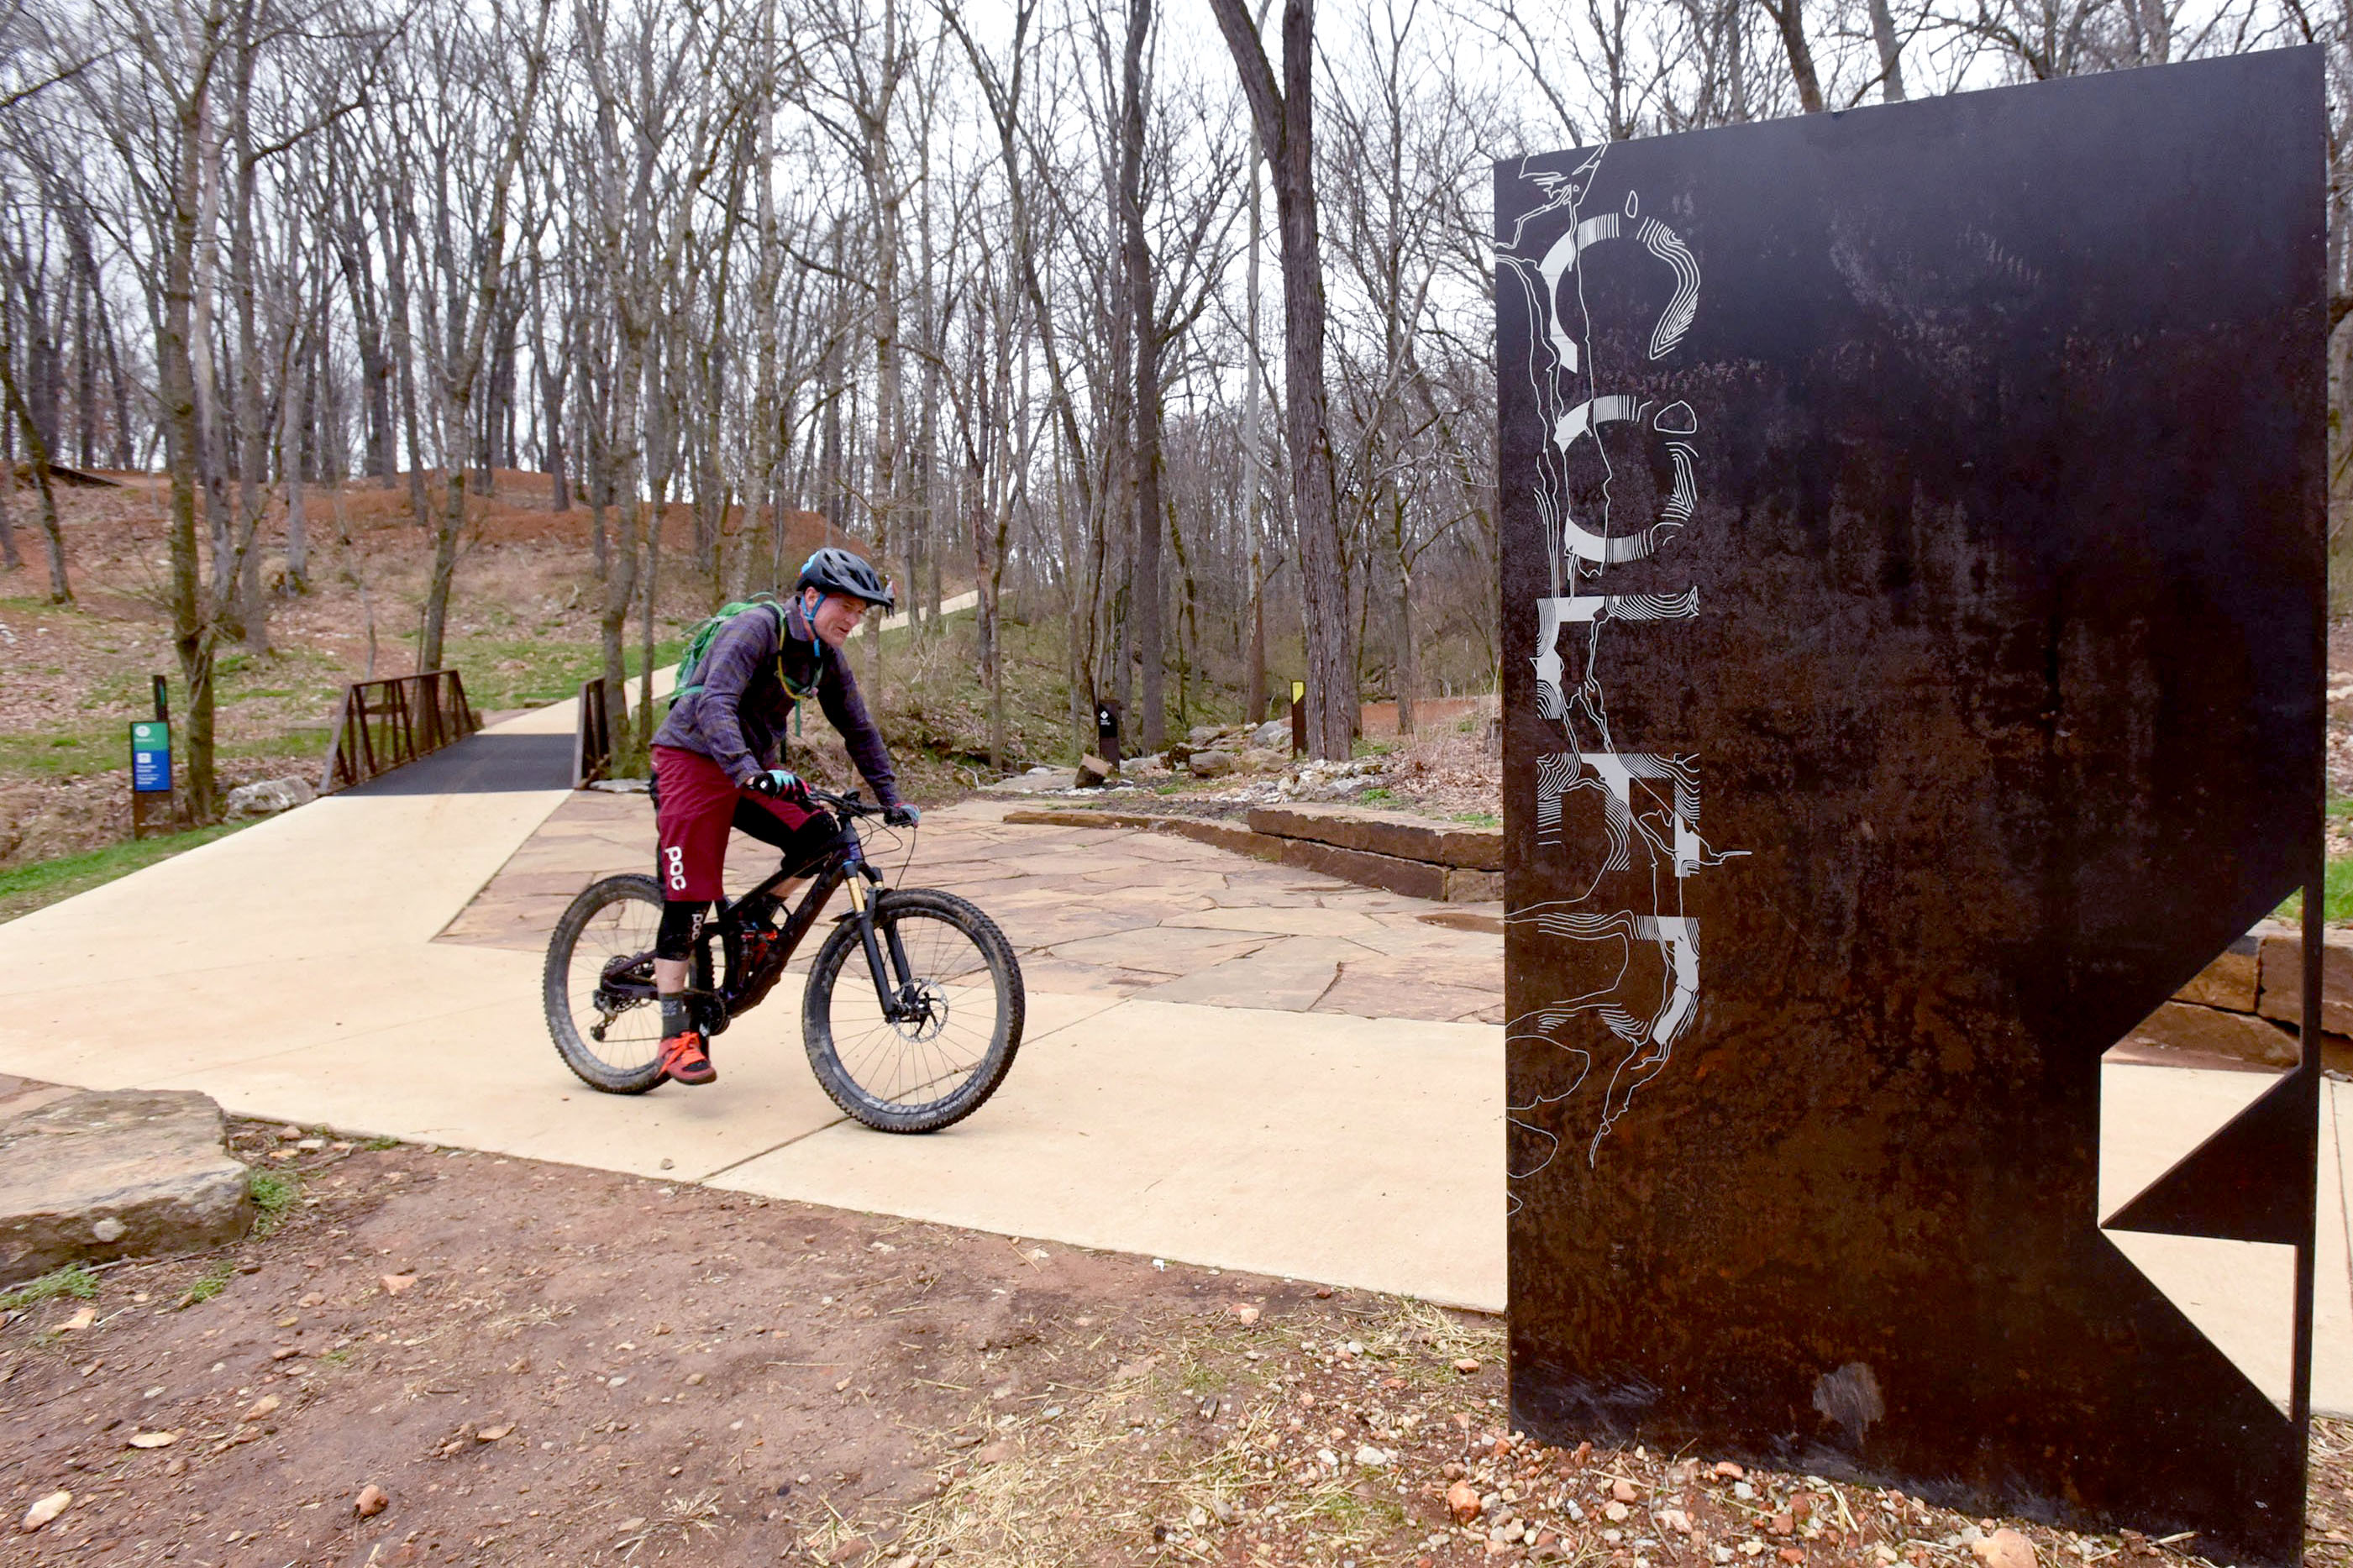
[129,718,172,838]
[130,721,169,792]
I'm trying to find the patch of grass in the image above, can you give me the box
[0,724,120,779]
[247,1168,302,1235]
[440,632,686,711]
[176,1261,235,1308]
[0,821,255,924]
[2272,855,2353,925]
[361,1135,401,1152]
[218,729,332,765]
[1358,786,1395,805]
[0,1264,100,1312]
[1178,1357,1221,1395]
[1450,810,1500,828]
[1352,737,1396,758]
[1300,1486,1405,1532]
[317,1346,353,1366]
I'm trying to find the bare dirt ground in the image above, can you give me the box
[3,1112,2346,1568]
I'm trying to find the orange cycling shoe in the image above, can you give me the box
[658,1030,717,1086]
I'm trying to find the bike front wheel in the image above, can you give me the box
[802,888,1025,1133]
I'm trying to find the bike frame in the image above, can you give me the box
[599,789,922,1035]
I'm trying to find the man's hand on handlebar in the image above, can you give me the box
[745,768,811,805]
[884,801,921,827]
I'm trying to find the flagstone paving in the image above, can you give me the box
[437,790,1509,1024]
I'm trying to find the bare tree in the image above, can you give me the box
[1207,0,1356,757]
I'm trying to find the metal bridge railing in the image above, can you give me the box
[318,669,481,794]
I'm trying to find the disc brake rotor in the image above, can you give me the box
[890,980,948,1042]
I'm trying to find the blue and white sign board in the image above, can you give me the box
[130,721,171,793]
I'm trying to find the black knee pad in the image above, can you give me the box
[655,899,708,961]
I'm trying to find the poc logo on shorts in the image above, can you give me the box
[664,846,687,892]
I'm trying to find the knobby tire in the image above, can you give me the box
[801,888,1025,1134]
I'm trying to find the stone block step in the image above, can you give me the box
[1244,804,1503,871]
[0,1089,251,1286]
[1000,809,1500,903]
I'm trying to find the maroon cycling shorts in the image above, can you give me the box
[651,745,821,902]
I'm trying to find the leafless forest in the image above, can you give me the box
[0,0,2345,814]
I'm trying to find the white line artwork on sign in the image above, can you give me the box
[1501,147,1745,1178]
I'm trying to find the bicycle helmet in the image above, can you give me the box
[796,547,896,611]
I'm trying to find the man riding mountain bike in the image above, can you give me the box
[648,546,920,1087]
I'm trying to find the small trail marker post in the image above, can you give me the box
[1095,695,1123,767]
[129,677,171,839]
[1289,680,1306,757]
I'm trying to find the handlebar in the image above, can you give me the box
[803,784,879,818]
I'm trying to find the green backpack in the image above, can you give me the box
[671,596,789,703]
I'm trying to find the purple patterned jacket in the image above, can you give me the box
[650,600,900,806]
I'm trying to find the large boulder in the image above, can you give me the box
[1249,718,1291,750]
[0,1090,252,1285]
[224,776,318,820]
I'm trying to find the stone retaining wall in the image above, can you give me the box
[1001,802,1504,904]
[2124,923,2350,1069]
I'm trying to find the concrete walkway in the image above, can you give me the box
[3,694,2350,1412]
[875,587,978,636]
[1,698,1503,1311]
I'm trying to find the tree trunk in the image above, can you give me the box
[282,326,309,592]
[0,299,71,603]
[1866,0,1908,100]
[0,464,19,572]
[1121,0,1167,751]
[163,82,221,821]
[229,71,271,653]
[1762,0,1825,113]
[539,333,568,511]
[74,269,95,469]
[97,284,134,470]
[387,223,430,523]
[341,207,396,482]
[1207,0,1355,757]
[863,0,905,693]
[1242,144,1267,722]
[1393,487,1415,735]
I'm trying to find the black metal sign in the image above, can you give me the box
[1498,52,2324,1563]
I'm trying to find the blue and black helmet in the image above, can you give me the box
[796,547,895,611]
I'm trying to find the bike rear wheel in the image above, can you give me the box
[544,873,671,1094]
[802,888,1024,1133]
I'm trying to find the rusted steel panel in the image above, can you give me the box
[1498,51,2324,1563]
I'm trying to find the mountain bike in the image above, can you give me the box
[541,786,1024,1133]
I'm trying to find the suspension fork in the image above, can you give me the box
[843,866,913,1019]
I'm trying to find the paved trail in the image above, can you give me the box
[4,692,2350,1411]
